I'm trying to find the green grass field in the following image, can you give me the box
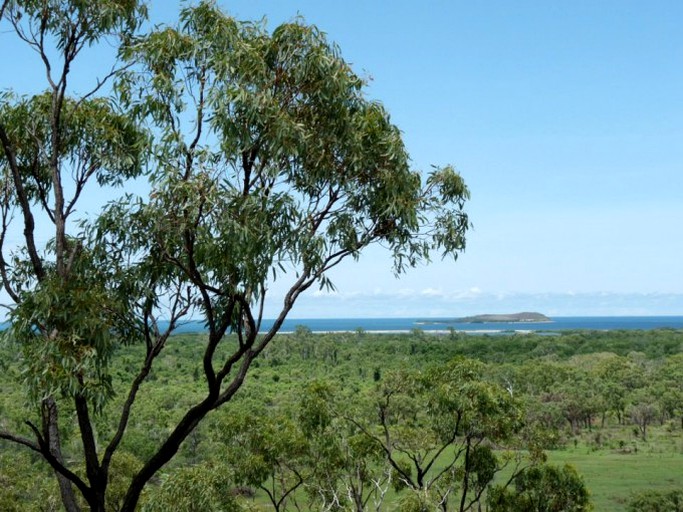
[549,447,683,511]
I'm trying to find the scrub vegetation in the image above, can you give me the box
[2,328,683,510]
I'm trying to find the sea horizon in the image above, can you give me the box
[170,315,683,334]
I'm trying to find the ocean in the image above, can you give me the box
[172,316,683,334]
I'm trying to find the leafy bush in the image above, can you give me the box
[627,489,683,512]
[488,463,592,512]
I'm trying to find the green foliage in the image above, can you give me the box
[626,489,683,512]
[424,357,524,443]
[113,1,470,303]
[391,459,414,492]
[348,357,529,511]
[0,450,60,511]
[462,445,498,498]
[141,461,239,512]
[398,490,432,512]
[0,92,147,193]
[4,0,146,45]
[488,463,592,512]
[215,407,308,509]
[10,268,122,410]
[3,329,683,510]
[0,91,148,412]
[298,381,335,436]
[102,451,144,512]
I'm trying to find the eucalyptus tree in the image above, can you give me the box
[0,1,469,511]
[216,407,310,512]
[628,390,659,441]
[298,381,391,512]
[348,358,526,512]
[0,2,149,511]
[595,355,645,425]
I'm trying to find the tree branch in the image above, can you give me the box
[0,124,45,281]
[74,391,102,493]
[342,413,416,490]
[102,285,190,472]
[0,429,41,452]
[22,418,93,502]
[0,197,20,303]
[75,60,135,108]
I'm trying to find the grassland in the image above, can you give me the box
[550,442,683,510]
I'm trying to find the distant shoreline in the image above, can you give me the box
[166,316,683,334]
[279,328,547,335]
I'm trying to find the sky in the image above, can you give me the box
[2,1,683,318]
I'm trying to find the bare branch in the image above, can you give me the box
[0,124,45,281]
[75,60,135,108]
[202,298,236,391]
[64,162,97,219]
[22,419,93,501]
[0,194,19,303]
[185,67,206,178]
[0,429,41,452]
[26,154,56,224]
[342,413,416,490]
[74,392,101,490]
[36,11,57,90]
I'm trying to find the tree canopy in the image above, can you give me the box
[0,1,469,510]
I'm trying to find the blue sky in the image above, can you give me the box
[216,0,683,317]
[2,1,682,317]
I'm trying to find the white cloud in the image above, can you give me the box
[420,287,444,297]
[266,289,683,319]
[312,289,339,297]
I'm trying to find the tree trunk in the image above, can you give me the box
[44,398,81,512]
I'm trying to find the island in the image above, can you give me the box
[417,312,552,325]
[455,312,551,323]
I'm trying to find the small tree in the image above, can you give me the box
[216,407,309,512]
[0,2,469,511]
[299,381,391,512]
[347,358,527,512]
[487,463,592,512]
[629,398,659,441]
